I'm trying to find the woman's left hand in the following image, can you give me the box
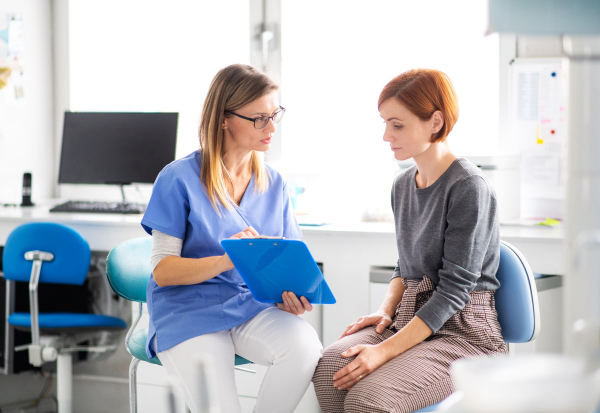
[277,291,313,315]
[332,343,391,390]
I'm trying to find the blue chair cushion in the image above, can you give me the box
[9,312,127,330]
[495,242,537,343]
[128,328,253,367]
[129,328,162,366]
[413,401,443,412]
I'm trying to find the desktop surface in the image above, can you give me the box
[0,204,565,273]
[0,203,148,250]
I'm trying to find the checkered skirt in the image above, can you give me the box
[312,275,507,413]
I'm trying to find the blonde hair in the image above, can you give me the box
[378,68,459,142]
[199,64,277,212]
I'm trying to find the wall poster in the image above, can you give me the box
[509,58,567,219]
[0,13,25,103]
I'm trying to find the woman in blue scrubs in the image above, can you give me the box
[141,64,323,413]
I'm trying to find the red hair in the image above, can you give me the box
[378,69,459,142]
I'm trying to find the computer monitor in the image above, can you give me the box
[58,111,178,186]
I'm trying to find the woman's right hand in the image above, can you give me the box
[221,227,260,270]
[340,312,393,339]
[230,227,259,239]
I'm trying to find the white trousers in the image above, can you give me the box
[157,307,323,413]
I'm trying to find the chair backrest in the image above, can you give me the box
[495,240,541,343]
[106,236,153,303]
[2,222,91,285]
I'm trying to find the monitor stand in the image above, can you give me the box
[117,183,146,210]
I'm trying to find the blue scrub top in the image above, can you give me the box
[141,150,302,358]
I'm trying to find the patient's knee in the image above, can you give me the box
[313,343,351,386]
[344,386,392,413]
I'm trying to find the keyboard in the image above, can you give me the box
[49,200,146,214]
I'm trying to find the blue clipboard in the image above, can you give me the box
[221,238,336,304]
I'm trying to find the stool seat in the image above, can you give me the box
[9,312,127,330]
[129,328,162,366]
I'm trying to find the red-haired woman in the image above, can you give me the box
[312,69,507,413]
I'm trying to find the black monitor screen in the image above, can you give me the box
[58,111,178,185]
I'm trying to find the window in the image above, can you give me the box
[68,0,251,158]
[278,0,499,220]
[67,1,498,219]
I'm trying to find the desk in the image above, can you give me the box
[0,208,565,335]
[0,208,566,338]
[0,204,147,252]
[0,206,565,269]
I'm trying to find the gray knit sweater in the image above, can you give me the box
[391,158,500,333]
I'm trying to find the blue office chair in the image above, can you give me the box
[413,240,541,412]
[106,236,254,413]
[2,222,128,413]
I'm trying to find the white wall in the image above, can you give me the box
[0,0,54,205]
[0,1,57,407]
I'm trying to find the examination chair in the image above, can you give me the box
[2,222,128,413]
[106,236,254,413]
[413,240,541,412]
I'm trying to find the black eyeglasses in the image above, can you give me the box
[225,107,286,129]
